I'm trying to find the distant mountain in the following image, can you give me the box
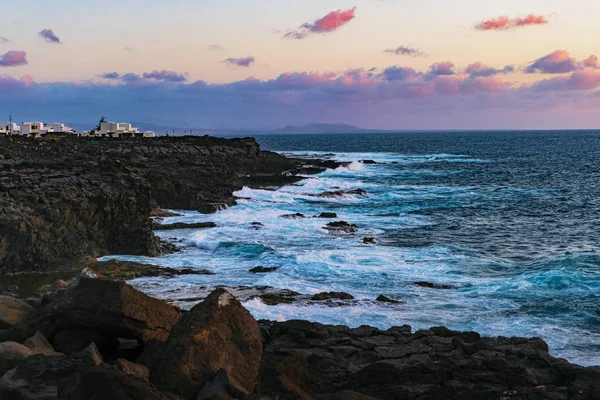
[277,123,366,134]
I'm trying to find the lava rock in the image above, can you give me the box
[49,278,181,344]
[259,294,297,306]
[317,212,338,219]
[196,368,250,400]
[0,295,36,329]
[376,295,402,304]
[414,281,457,290]
[363,237,376,245]
[152,221,217,230]
[279,213,305,219]
[311,292,355,301]
[149,289,262,399]
[249,266,279,274]
[324,221,358,234]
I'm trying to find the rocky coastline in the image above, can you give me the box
[1,135,599,399]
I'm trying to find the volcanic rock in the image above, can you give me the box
[414,281,457,290]
[0,296,36,329]
[376,295,402,304]
[149,289,262,399]
[323,221,358,234]
[311,292,355,301]
[363,237,376,244]
[317,212,338,218]
[279,213,305,219]
[152,222,217,230]
[49,278,181,344]
[249,266,278,274]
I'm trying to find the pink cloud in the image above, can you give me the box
[465,62,515,77]
[582,55,599,69]
[0,51,27,67]
[284,7,357,39]
[526,50,580,74]
[39,29,61,44]
[475,14,549,31]
[532,70,600,91]
[429,62,456,76]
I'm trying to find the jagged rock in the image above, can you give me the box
[317,212,338,219]
[150,208,183,218]
[259,294,296,306]
[80,267,104,279]
[24,331,58,356]
[376,295,402,304]
[311,292,355,301]
[153,222,217,230]
[323,221,358,234]
[250,222,264,230]
[362,237,376,245]
[0,343,103,400]
[279,213,305,219]
[196,369,250,400]
[150,289,262,399]
[249,266,278,274]
[49,278,181,344]
[360,160,378,165]
[0,342,34,376]
[88,260,214,281]
[0,296,36,329]
[414,281,457,290]
[114,359,150,382]
[71,363,180,400]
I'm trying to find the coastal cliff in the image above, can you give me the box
[0,136,326,274]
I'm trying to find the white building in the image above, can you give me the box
[97,122,139,137]
[20,122,44,136]
[143,131,156,138]
[44,123,73,134]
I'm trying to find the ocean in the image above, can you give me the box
[103,131,600,366]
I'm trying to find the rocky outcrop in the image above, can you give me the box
[149,289,262,399]
[0,296,36,329]
[323,221,359,234]
[152,222,217,231]
[49,278,181,343]
[0,136,334,274]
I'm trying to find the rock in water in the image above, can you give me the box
[311,292,355,301]
[0,295,36,329]
[317,212,338,219]
[323,221,358,234]
[249,266,278,274]
[149,289,262,399]
[49,278,181,343]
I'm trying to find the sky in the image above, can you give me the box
[1,0,600,130]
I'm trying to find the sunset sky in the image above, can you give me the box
[1,0,599,130]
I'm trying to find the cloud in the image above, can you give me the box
[143,70,188,82]
[100,70,188,82]
[526,50,581,74]
[475,14,549,31]
[208,44,225,51]
[384,46,427,57]
[582,55,599,69]
[0,37,10,43]
[284,7,357,39]
[428,62,456,77]
[5,60,600,130]
[223,56,255,67]
[466,62,515,78]
[39,29,62,44]
[0,51,27,67]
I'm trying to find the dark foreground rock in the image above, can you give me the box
[0,296,36,329]
[152,222,217,230]
[149,289,262,399]
[0,136,335,274]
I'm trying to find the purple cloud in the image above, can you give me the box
[39,29,61,44]
[101,72,120,79]
[428,62,456,77]
[0,51,27,67]
[208,44,225,51]
[526,50,579,74]
[582,55,599,69]
[380,66,420,81]
[465,62,515,78]
[284,7,357,39]
[143,69,188,82]
[384,46,428,57]
[223,56,255,67]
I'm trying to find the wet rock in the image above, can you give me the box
[249,266,278,274]
[280,213,305,219]
[49,278,181,344]
[0,343,103,400]
[362,237,376,245]
[318,189,368,199]
[323,221,358,234]
[0,342,34,376]
[391,161,399,164]
[259,294,297,306]
[150,289,262,399]
[0,295,36,329]
[311,292,355,301]
[250,222,264,230]
[376,295,402,304]
[317,212,338,219]
[89,260,214,281]
[153,221,217,230]
[414,281,457,290]
[71,363,178,400]
[150,208,183,218]
[360,160,378,165]
[196,368,250,400]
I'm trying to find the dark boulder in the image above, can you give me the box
[280,213,305,219]
[362,237,376,245]
[259,294,296,306]
[376,295,402,304]
[0,342,34,376]
[24,331,59,356]
[114,359,150,382]
[249,266,278,274]
[71,363,180,400]
[360,160,378,165]
[49,278,181,344]
[0,296,36,329]
[196,369,250,400]
[318,190,367,199]
[414,281,457,290]
[149,289,262,399]
[53,328,117,355]
[323,222,358,234]
[317,212,338,219]
[152,222,217,231]
[0,343,103,400]
[250,222,264,230]
[311,292,355,301]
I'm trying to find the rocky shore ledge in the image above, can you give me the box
[0,135,337,274]
[0,275,598,400]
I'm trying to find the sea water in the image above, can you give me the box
[103,131,600,366]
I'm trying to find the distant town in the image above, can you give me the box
[0,117,157,138]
